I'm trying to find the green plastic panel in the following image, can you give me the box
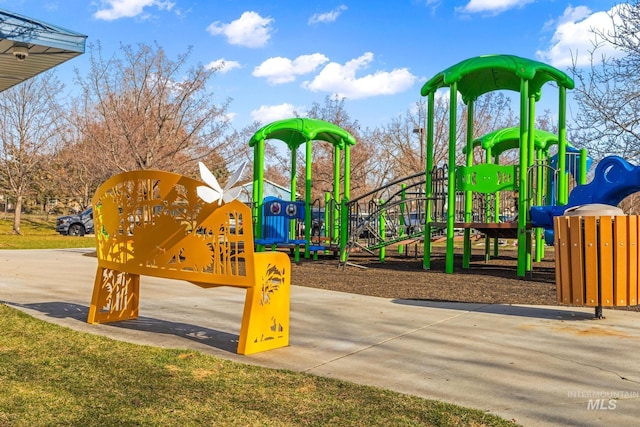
[456,164,517,193]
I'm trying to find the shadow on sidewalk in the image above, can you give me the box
[391,299,600,320]
[4,300,239,353]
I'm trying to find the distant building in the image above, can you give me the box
[237,180,298,204]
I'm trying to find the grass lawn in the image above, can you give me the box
[0,215,95,249]
[0,213,518,426]
[0,306,517,426]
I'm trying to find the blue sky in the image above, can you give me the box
[0,0,624,131]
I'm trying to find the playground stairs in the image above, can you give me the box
[338,166,492,269]
[340,171,430,268]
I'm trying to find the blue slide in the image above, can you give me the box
[530,156,640,243]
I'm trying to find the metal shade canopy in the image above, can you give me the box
[0,8,87,92]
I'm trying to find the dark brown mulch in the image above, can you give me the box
[290,245,639,311]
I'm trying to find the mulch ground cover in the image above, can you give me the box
[290,244,640,312]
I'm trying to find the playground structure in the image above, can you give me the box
[463,127,590,260]
[341,55,586,275]
[249,118,356,259]
[248,55,640,289]
[338,129,592,267]
[419,55,576,277]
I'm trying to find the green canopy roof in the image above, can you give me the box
[248,118,356,151]
[0,8,87,92]
[468,126,568,156]
[420,54,574,104]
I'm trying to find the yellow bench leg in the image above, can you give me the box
[237,252,290,355]
[87,266,140,324]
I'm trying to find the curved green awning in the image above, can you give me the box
[248,117,357,151]
[420,54,574,103]
[467,126,569,156]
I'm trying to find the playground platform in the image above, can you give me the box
[430,221,532,239]
[1,248,639,426]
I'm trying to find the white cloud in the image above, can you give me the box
[253,54,329,85]
[207,11,273,48]
[224,111,237,123]
[205,58,241,74]
[250,104,302,125]
[302,52,416,100]
[456,0,534,15]
[94,0,175,21]
[308,5,347,24]
[536,5,625,68]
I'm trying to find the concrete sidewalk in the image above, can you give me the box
[1,248,639,426]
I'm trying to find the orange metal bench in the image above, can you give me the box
[87,170,290,355]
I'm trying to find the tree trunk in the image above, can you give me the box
[13,195,22,235]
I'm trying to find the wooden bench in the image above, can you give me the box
[86,170,291,355]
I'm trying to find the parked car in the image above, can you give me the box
[56,207,94,236]
[403,211,425,235]
[310,209,325,237]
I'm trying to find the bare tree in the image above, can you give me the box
[371,91,516,188]
[459,91,517,165]
[263,163,290,189]
[305,95,375,200]
[570,2,640,162]
[536,109,559,134]
[50,126,111,209]
[72,42,243,178]
[30,153,67,217]
[428,94,455,168]
[0,71,64,234]
[359,125,402,196]
[261,119,295,189]
[373,97,458,179]
[374,109,422,180]
[568,2,640,213]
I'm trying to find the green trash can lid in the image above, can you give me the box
[563,203,625,217]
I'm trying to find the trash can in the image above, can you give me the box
[554,204,639,317]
